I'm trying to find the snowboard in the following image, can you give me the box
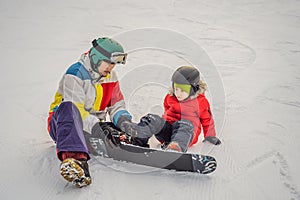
[84,122,217,174]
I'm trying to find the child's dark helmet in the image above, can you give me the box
[171,66,200,88]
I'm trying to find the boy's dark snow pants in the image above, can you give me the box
[136,114,194,152]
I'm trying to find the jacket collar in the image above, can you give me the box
[79,53,102,83]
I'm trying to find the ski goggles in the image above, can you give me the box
[110,52,127,64]
[92,39,127,64]
[173,82,191,94]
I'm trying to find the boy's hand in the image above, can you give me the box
[120,121,138,138]
[203,136,221,145]
[117,115,138,138]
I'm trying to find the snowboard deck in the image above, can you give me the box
[85,122,217,174]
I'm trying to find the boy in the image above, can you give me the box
[132,66,221,152]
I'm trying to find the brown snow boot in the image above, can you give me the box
[60,158,92,188]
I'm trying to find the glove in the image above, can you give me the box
[203,136,221,145]
[117,115,138,138]
[120,121,138,138]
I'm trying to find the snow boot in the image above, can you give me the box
[165,142,182,152]
[170,120,194,152]
[60,158,92,188]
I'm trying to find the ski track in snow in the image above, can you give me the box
[197,38,257,77]
[257,83,300,110]
[247,152,300,200]
[218,145,300,200]
[274,153,300,200]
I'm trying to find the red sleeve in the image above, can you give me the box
[110,81,124,106]
[199,97,216,138]
[100,81,124,110]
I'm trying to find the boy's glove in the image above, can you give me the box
[203,136,221,145]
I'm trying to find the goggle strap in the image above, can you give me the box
[92,39,111,59]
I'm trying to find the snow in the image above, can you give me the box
[1,0,300,199]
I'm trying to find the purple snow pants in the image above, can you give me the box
[49,101,89,160]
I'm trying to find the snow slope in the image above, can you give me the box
[0,0,300,199]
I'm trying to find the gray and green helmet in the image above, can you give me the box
[89,37,127,72]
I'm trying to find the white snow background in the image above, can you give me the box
[0,0,300,199]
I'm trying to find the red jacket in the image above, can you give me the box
[162,93,216,146]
